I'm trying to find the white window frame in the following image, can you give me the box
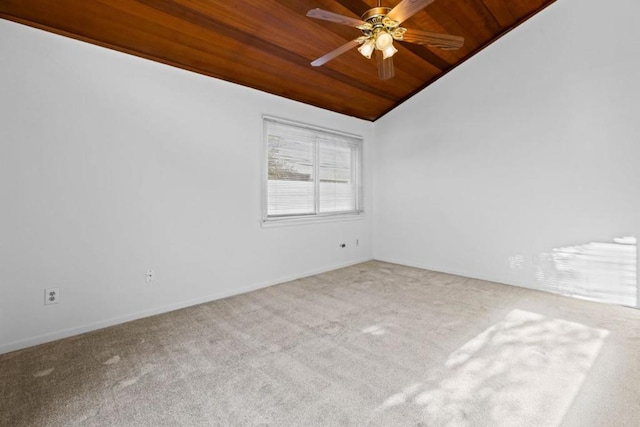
[262,116,364,226]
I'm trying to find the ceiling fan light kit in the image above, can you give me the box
[307,0,464,80]
[356,7,403,60]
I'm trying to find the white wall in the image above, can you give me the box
[0,20,373,353]
[374,0,640,303]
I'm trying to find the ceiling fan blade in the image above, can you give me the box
[376,51,395,80]
[402,29,464,50]
[387,0,435,24]
[311,40,360,67]
[306,8,366,28]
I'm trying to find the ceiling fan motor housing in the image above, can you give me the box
[359,7,406,42]
[361,7,391,24]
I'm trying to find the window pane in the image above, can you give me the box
[267,135,315,216]
[319,140,356,213]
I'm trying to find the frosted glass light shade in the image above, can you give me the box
[375,32,393,50]
[382,44,398,59]
[358,39,375,59]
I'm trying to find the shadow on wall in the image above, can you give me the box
[534,236,637,307]
[374,309,609,427]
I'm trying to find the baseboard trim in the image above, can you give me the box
[374,257,640,310]
[0,257,374,355]
[373,256,531,290]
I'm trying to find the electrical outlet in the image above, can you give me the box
[356,239,360,246]
[146,269,155,283]
[45,287,60,305]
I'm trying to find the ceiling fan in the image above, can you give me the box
[307,0,464,80]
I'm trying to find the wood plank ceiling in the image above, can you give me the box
[0,0,556,121]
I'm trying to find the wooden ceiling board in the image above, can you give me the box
[0,0,557,121]
[481,0,518,27]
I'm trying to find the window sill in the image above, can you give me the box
[261,213,365,228]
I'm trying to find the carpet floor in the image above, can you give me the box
[1,261,640,426]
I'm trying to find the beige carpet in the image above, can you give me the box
[1,261,640,426]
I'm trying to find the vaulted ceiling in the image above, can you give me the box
[0,0,555,121]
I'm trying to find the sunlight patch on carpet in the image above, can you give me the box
[379,309,609,427]
[362,325,389,336]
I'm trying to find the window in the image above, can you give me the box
[263,117,363,223]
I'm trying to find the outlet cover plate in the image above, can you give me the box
[45,287,60,305]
